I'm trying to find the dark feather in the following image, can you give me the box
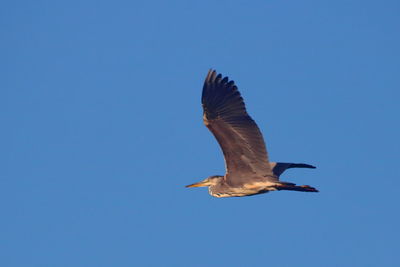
[202,70,275,186]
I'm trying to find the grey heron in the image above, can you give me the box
[186,70,318,198]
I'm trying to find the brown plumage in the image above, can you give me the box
[186,70,317,197]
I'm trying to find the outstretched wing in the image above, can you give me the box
[270,162,316,177]
[202,70,275,186]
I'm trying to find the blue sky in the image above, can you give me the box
[2,0,399,266]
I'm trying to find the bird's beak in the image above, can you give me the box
[185,181,208,188]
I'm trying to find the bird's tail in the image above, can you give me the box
[275,182,318,192]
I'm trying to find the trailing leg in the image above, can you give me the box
[275,182,318,192]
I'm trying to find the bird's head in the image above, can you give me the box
[185,175,223,188]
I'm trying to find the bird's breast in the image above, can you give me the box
[209,181,277,198]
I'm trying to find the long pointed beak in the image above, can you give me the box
[185,181,207,188]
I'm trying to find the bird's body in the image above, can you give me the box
[186,70,317,198]
[207,176,279,198]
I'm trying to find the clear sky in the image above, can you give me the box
[2,0,399,266]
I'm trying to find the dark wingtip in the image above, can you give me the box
[295,163,317,169]
[205,69,216,82]
[304,164,316,169]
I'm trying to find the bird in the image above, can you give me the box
[186,70,318,198]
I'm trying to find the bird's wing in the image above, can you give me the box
[202,70,275,186]
[270,162,316,177]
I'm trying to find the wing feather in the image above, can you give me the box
[202,70,275,186]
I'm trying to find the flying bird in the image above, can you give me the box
[186,70,318,198]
